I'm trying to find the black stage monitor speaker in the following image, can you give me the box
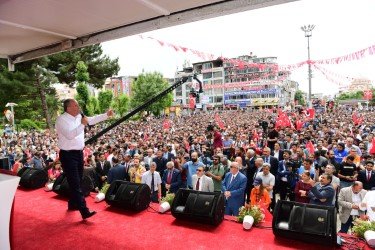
[171,189,224,226]
[105,181,151,211]
[52,173,93,197]
[17,167,48,189]
[272,200,337,245]
[0,157,10,170]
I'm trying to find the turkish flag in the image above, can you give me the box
[307,108,315,119]
[306,141,315,154]
[189,94,196,110]
[296,119,304,131]
[364,90,373,100]
[163,119,171,130]
[214,113,225,129]
[370,138,375,155]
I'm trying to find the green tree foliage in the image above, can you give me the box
[75,82,90,115]
[130,72,173,116]
[0,59,58,128]
[294,90,306,106]
[336,90,364,100]
[75,61,90,83]
[111,93,129,116]
[98,90,113,113]
[47,44,120,88]
[19,119,40,130]
[88,96,100,115]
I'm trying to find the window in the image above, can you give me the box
[213,71,222,78]
[203,63,212,70]
[215,96,223,103]
[203,72,213,79]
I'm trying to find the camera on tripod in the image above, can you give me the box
[259,120,269,131]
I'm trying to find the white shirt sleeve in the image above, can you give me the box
[87,113,108,126]
[56,115,84,140]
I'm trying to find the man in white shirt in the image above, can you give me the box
[141,162,162,203]
[338,181,367,233]
[256,163,275,208]
[55,99,113,220]
[361,190,375,222]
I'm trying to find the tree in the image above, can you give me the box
[336,90,364,100]
[111,93,130,116]
[0,59,58,128]
[0,44,119,129]
[88,96,100,115]
[98,90,113,113]
[130,72,173,116]
[75,61,91,115]
[294,90,306,106]
[76,82,91,115]
[75,61,90,83]
[47,44,120,88]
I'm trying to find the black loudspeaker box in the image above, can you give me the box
[105,181,151,211]
[171,188,225,226]
[18,167,48,189]
[0,157,10,170]
[272,200,337,245]
[52,173,93,197]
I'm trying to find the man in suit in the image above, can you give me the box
[154,150,168,178]
[338,181,367,233]
[307,173,335,206]
[94,152,111,189]
[272,142,284,161]
[244,149,256,204]
[122,153,132,181]
[162,161,181,194]
[107,157,126,184]
[262,146,279,203]
[162,145,175,162]
[143,148,155,170]
[192,166,214,192]
[358,161,375,191]
[222,162,247,216]
[277,150,293,201]
[262,147,279,177]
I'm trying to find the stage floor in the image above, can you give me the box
[13,188,338,250]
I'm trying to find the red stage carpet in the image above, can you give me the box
[13,188,338,250]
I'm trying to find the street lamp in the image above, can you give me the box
[5,102,17,132]
[301,24,315,107]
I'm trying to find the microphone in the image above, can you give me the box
[81,111,91,128]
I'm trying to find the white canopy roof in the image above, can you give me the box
[0,0,296,66]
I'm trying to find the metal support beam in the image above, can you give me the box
[0,19,77,39]
[7,58,14,71]
[9,0,298,64]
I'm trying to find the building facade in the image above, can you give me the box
[173,54,298,109]
[103,76,134,97]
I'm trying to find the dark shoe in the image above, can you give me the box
[82,210,96,220]
[68,205,79,211]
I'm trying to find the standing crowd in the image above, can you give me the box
[3,106,375,232]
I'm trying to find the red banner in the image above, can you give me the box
[189,94,196,110]
[364,90,373,100]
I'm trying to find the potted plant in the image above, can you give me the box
[352,218,375,239]
[237,205,265,230]
[159,193,175,213]
[95,183,110,202]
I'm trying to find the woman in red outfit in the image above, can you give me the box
[294,171,314,203]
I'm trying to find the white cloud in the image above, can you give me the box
[101,0,375,96]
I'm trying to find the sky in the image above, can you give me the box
[101,0,375,96]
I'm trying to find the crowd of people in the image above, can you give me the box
[3,105,375,232]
